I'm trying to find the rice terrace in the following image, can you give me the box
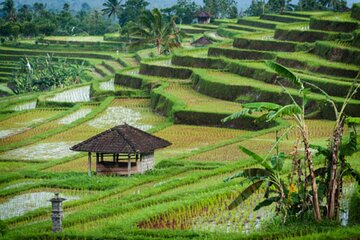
[0,0,360,239]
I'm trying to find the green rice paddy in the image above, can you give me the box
[0,7,359,240]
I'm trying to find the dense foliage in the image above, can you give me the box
[11,55,88,94]
[245,0,348,16]
[129,8,183,54]
[223,62,360,223]
[0,1,115,38]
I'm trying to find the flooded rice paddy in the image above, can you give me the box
[48,86,90,102]
[88,106,152,131]
[58,108,92,124]
[0,191,80,220]
[0,142,78,161]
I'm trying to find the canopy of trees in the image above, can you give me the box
[0,0,116,38]
[245,0,348,16]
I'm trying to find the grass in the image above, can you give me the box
[277,52,360,71]
[163,82,242,113]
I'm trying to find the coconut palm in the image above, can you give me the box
[130,8,183,55]
[102,0,123,19]
[0,0,16,22]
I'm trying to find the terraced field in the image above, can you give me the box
[0,6,360,240]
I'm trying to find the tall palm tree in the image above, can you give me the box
[130,8,182,54]
[102,0,123,19]
[0,0,16,22]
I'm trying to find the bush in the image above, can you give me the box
[349,186,360,225]
[0,220,6,236]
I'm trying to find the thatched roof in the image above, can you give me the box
[196,11,211,18]
[191,37,213,46]
[70,124,171,154]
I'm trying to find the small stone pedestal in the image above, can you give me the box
[49,193,66,233]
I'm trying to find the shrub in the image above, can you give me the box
[0,220,6,236]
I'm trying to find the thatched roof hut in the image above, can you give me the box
[196,10,211,24]
[191,36,213,47]
[71,124,171,176]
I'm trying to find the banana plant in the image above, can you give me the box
[310,121,360,219]
[224,128,291,223]
[223,61,322,222]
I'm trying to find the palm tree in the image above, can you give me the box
[130,8,182,55]
[0,0,16,22]
[102,0,123,19]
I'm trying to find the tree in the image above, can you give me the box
[266,0,291,13]
[298,0,322,11]
[102,0,124,20]
[0,0,16,22]
[118,0,149,26]
[223,61,323,221]
[319,0,347,11]
[163,0,200,25]
[130,8,182,54]
[203,0,237,18]
[17,4,32,22]
[245,0,267,16]
[223,61,359,223]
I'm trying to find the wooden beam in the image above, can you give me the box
[88,152,92,177]
[128,154,131,177]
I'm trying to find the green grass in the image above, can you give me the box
[277,52,360,71]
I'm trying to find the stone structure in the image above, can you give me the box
[70,124,171,176]
[50,193,66,233]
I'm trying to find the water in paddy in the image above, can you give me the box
[0,192,79,220]
[13,101,37,111]
[99,79,115,91]
[88,106,152,131]
[0,128,28,139]
[48,86,90,102]
[0,142,78,161]
[340,182,357,226]
[58,108,92,124]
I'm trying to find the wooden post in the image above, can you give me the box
[88,152,92,177]
[128,154,131,177]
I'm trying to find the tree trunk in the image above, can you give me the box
[327,119,344,219]
[302,132,322,221]
[156,39,161,55]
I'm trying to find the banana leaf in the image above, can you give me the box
[228,180,264,210]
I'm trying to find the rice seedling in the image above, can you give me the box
[1,180,38,191]
[154,125,248,161]
[43,155,95,173]
[0,161,33,172]
[0,109,65,143]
